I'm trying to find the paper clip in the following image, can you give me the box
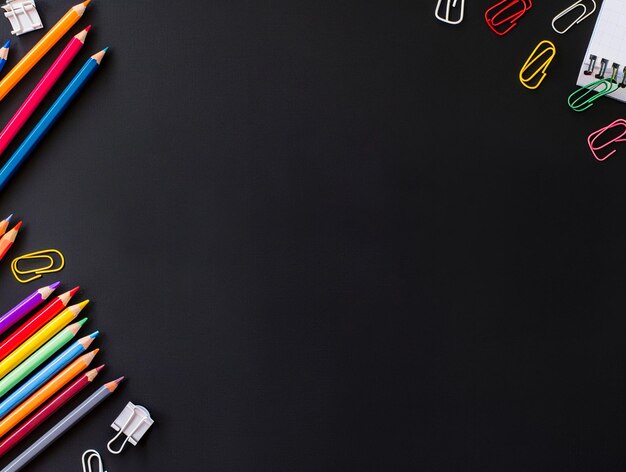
[568,62,619,112]
[552,1,596,34]
[10,249,65,283]
[485,0,532,36]
[435,0,464,25]
[107,402,154,454]
[82,450,106,472]
[587,118,626,162]
[519,40,556,90]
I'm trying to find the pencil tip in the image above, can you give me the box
[76,317,88,327]
[3,40,10,49]
[73,299,90,312]
[69,286,80,297]
[114,376,124,384]
[4,214,11,222]
[84,25,91,32]
[89,330,99,339]
[12,221,22,231]
[95,364,105,372]
[49,281,61,290]
[82,0,91,7]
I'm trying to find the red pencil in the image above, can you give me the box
[0,286,79,362]
[0,365,102,458]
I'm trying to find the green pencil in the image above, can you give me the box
[0,319,86,399]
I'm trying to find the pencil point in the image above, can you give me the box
[89,330,99,339]
[4,214,11,222]
[11,221,22,231]
[76,317,88,327]
[114,376,124,384]
[49,281,61,290]
[95,364,105,372]
[71,299,90,314]
[69,286,80,297]
[84,25,91,32]
[81,0,91,7]
[2,40,9,49]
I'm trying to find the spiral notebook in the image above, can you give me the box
[576,0,626,103]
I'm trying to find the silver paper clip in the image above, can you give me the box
[107,402,154,454]
[552,1,596,34]
[435,0,465,25]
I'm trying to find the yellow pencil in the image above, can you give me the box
[0,301,88,379]
[0,1,90,101]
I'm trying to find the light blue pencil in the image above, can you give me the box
[0,48,107,191]
[0,332,97,419]
[0,41,10,75]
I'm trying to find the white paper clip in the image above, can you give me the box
[107,402,153,454]
[2,0,43,36]
[551,0,596,35]
[435,0,465,25]
[82,449,106,472]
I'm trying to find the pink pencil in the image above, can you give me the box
[0,26,90,156]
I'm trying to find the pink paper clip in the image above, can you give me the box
[588,118,626,162]
[485,0,532,36]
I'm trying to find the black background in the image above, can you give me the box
[0,0,623,470]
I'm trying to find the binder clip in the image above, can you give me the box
[107,402,153,454]
[588,118,626,162]
[485,0,532,36]
[568,61,619,112]
[552,1,596,34]
[2,0,42,36]
[435,0,464,25]
[519,40,556,90]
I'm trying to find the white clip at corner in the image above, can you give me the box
[2,0,43,35]
[82,450,106,472]
[107,402,154,454]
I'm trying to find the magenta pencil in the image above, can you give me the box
[0,282,59,336]
[0,27,90,156]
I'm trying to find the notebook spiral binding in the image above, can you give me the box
[583,54,626,88]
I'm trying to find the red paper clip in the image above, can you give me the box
[588,119,626,162]
[485,0,532,36]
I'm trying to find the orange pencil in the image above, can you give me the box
[0,1,90,101]
[0,221,21,261]
[0,351,99,438]
[0,214,12,237]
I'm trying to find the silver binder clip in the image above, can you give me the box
[435,0,465,25]
[107,402,154,454]
[2,0,42,36]
[551,0,596,34]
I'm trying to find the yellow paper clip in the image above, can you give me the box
[11,249,65,283]
[519,40,556,90]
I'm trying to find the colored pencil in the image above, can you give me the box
[0,1,90,101]
[0,302,87,380]
[0,221,20,261]
[0,349,98,435]
[0,41,10,75]
[0,28,89,157]
[1,377,122,471]
[0,332,96,412]
[0,214,12,237]
[0,287,78,362]
[0,48,107,191]
[0,281,58,337]
[0,367,100,458]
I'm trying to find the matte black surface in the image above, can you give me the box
[0,0,623,470]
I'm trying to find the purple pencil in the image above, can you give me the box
[0,282,60,336]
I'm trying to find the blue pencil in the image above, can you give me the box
[0,41,10,75]
[0,48,107,192]
[0,332,98,419]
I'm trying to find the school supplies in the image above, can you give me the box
[435,0,464,25]
[569,63,619,111]
[519,40,556,90]
[11,249,65,283]
[485,0,531,36]
[0,287,78,362]
[0,367,99,458]
[81,449,105,472]
[0,28,89,157]
[2,377,123,471]
[552,1,596,34]
[0,335,97,417]
[107,402,154,454]
[0,1,90,101]
[0,352,99,436]
[0,303,86,379]
[0,221,21,261]
[587,118,626,161]
[0,281,58,337]
[0,214,11,237]
[574,0,626,105]
[0,48,107,192]
[0,40,10,74]
[2,0,42,35]
[0,319,86,395]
